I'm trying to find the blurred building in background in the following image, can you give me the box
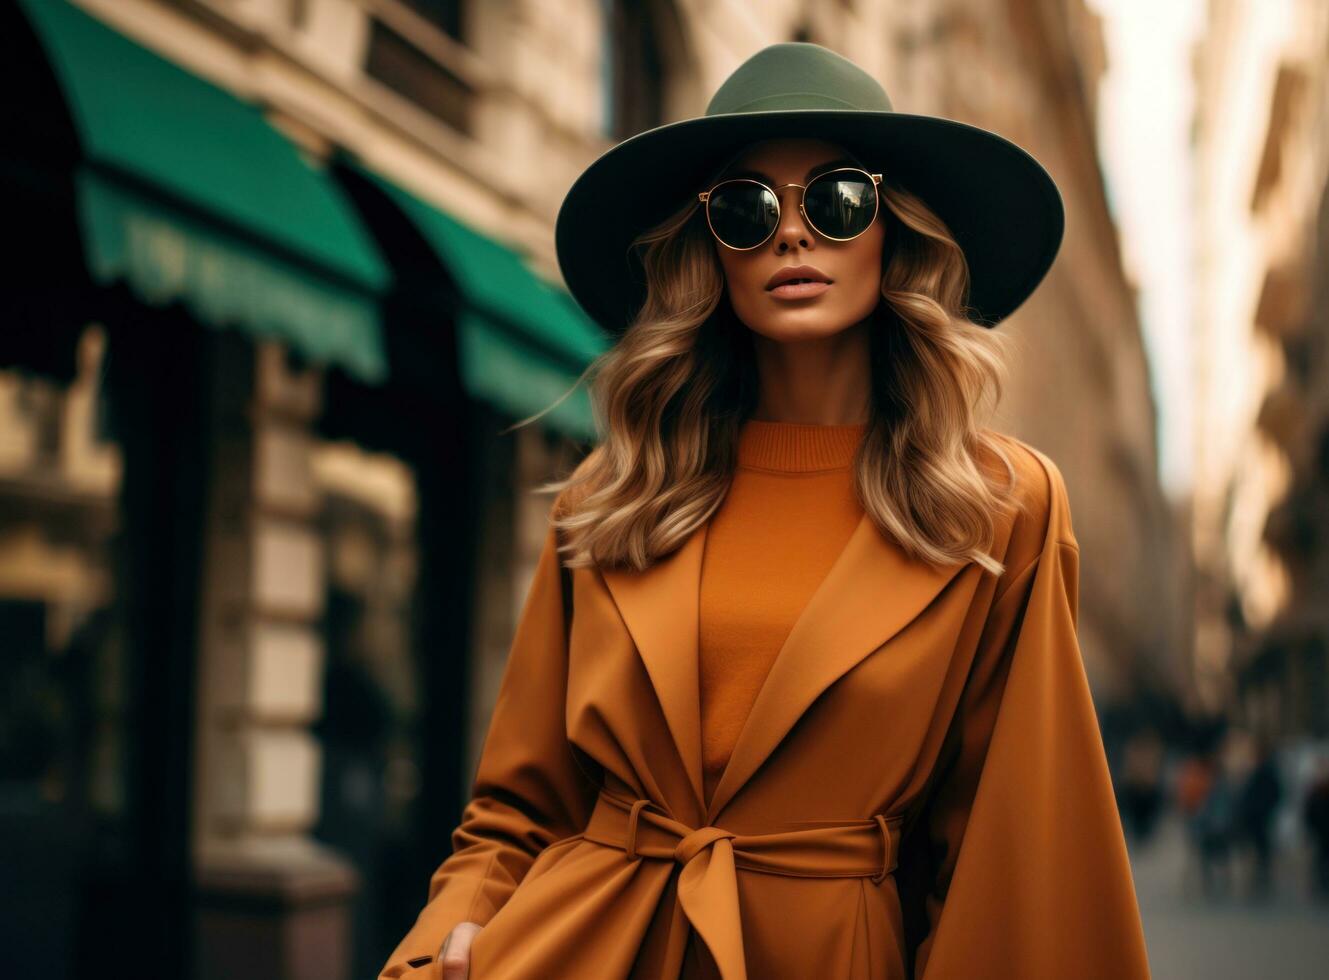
[1191,0,1329,737]
[871,0,1188,740]
[0,2,1180,979]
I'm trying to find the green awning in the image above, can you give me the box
[18,0,388,382]
[355,165,607,441]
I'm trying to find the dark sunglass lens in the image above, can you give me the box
[707,181,778,248]
[804,170,877,239]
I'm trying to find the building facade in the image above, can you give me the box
[1191,0,1329,736]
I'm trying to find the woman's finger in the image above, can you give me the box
[438,921,483,980]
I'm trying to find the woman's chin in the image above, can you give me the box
[743,314,863,344]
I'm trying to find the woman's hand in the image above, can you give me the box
[438,922,484,979]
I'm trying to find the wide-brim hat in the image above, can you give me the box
[555,42,1064,335]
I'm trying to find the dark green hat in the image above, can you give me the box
[555,41,1064,335]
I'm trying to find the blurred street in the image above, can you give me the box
[1132,808,1329,979]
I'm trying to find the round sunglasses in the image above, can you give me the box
[697,167,883,250]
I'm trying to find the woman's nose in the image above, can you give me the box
[772,187,813,249]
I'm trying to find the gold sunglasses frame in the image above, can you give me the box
[697,167,884,251]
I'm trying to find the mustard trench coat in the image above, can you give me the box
[379,433,1151,979]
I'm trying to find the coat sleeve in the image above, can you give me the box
[909,451,1150,980]
[378,513,602,979]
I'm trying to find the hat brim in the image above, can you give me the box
[555,109,1065,334]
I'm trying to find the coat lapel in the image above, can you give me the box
[599,520,712,818]
[599,510,971,825]
[703,512,969,820]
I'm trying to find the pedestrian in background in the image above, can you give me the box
[1176,748,1215,895]
[1236,735,1283,901]
[1195,746,1237,900]
[1303,753,1329,902]
[1120,727,1165,843]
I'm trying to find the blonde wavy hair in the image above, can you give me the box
[522,170,1026,576]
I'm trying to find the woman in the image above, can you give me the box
[380,42,1149,979]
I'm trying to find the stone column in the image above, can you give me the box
[191,337,358,980]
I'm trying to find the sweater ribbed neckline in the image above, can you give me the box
[736,418,866,473]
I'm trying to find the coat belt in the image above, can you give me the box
[582,788,903,980]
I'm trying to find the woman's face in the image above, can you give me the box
[709,138,886,343]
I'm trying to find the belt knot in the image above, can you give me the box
[589,790,904,980]
[674,825,737,865]
[623,798,737,865]
[608,792,899,883]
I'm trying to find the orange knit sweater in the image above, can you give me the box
[697,418,866,808]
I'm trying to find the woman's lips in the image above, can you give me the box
[768,280,832,299]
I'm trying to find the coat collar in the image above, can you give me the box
[599,509,970,824]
